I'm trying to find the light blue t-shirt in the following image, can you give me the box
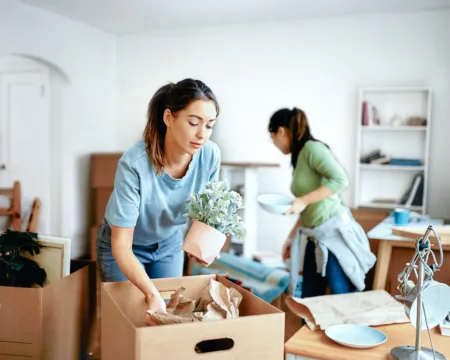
[105,139,221,246]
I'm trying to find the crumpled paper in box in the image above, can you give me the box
[145,279,243,326]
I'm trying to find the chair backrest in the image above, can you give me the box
[0,181,22,231]
[26,197,41,233]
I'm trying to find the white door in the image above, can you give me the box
[0,70,51,233]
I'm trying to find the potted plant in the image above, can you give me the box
[183,180,246,266]
[0,230,47,287]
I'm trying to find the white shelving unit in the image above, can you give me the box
[219,162,279,258]
[354,87,432,213]
[359,164,426,171]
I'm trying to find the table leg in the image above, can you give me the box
[372,241,393,290]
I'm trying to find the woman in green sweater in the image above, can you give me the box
[269,108,375,298]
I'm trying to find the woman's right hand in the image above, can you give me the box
[146,291,167,313]
[111,225,167,313]
[282,235,294,261]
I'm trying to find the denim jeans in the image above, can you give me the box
[301,240,356,298]
[96,220,184,282]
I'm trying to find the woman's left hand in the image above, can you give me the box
[284,197,307,215]
[188,253,220,267]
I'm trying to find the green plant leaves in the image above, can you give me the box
[184,180,246,240]
[0,230,47,288]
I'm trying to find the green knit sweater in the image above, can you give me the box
[290,140,349,228]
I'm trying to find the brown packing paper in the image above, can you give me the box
[145,278,243,326]
[285,290,409,331]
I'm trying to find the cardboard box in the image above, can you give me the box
[95,188,112,226]
[90,226,99,260]
[71,258,101,357]
[101,275,285,360]
[0,261,94,360]
[90,153,122,188]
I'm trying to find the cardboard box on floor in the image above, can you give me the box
[0,239,95,360]
[101,274,285,360]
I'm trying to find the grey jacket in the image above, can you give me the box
[289,207,376,293]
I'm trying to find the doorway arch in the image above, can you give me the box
[0,54,70,235]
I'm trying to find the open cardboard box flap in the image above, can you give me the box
[0,264,93,360]
[0,235,93,360]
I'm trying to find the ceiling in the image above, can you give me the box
[20,0,450,36]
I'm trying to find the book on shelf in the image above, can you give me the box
[370,157,391,165]
[361,101,381,126]
[360,151,423,167]
[389,158,422,166]
[398,173,424,207]
[360,149,383,163]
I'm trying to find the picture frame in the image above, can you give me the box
[22,235,71,284]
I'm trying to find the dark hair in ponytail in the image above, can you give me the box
[268,107,326,168]
[143,78,219,174]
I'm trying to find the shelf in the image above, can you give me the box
[221,162,280,168]
[361,126,427,132]
[360,87,431,93]
[355,86,431,214]
[359,202,424,211]
[359,164,425,171]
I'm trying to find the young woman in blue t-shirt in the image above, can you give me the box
[96,79,221,313]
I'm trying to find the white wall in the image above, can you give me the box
[0,0,117,257]
[117,10,450,253]
[6,3,447,257]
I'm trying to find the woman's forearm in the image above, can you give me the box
[300,185,334,205]
[111,226,159,299]
[289,216,302,238]
[113,248,158,298]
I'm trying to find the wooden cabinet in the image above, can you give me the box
[89,153,122,260]
[87,153,122,357]
[351,207,450,294]
[351,207,390,253]
[350,207,390,291]
[351,208,390,233]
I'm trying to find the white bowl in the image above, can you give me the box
[325,324,387,349]
[257,193,294,214]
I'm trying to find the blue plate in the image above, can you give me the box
[325,324,388,349]
[257,193,294,214]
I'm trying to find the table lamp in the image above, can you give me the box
[390,226,450,360]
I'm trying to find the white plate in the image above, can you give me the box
[257,193,294,214]
[324,324,388,349]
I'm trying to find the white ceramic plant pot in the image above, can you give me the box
[182,220,226,266]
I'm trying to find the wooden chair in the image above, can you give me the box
[26,197,41,233]
[0,181,22,231]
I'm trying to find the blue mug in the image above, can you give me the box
[394,208,410,226]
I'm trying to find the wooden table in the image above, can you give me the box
[367,216,448,291]
[285,323,450,360]
[392,225,450,243]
